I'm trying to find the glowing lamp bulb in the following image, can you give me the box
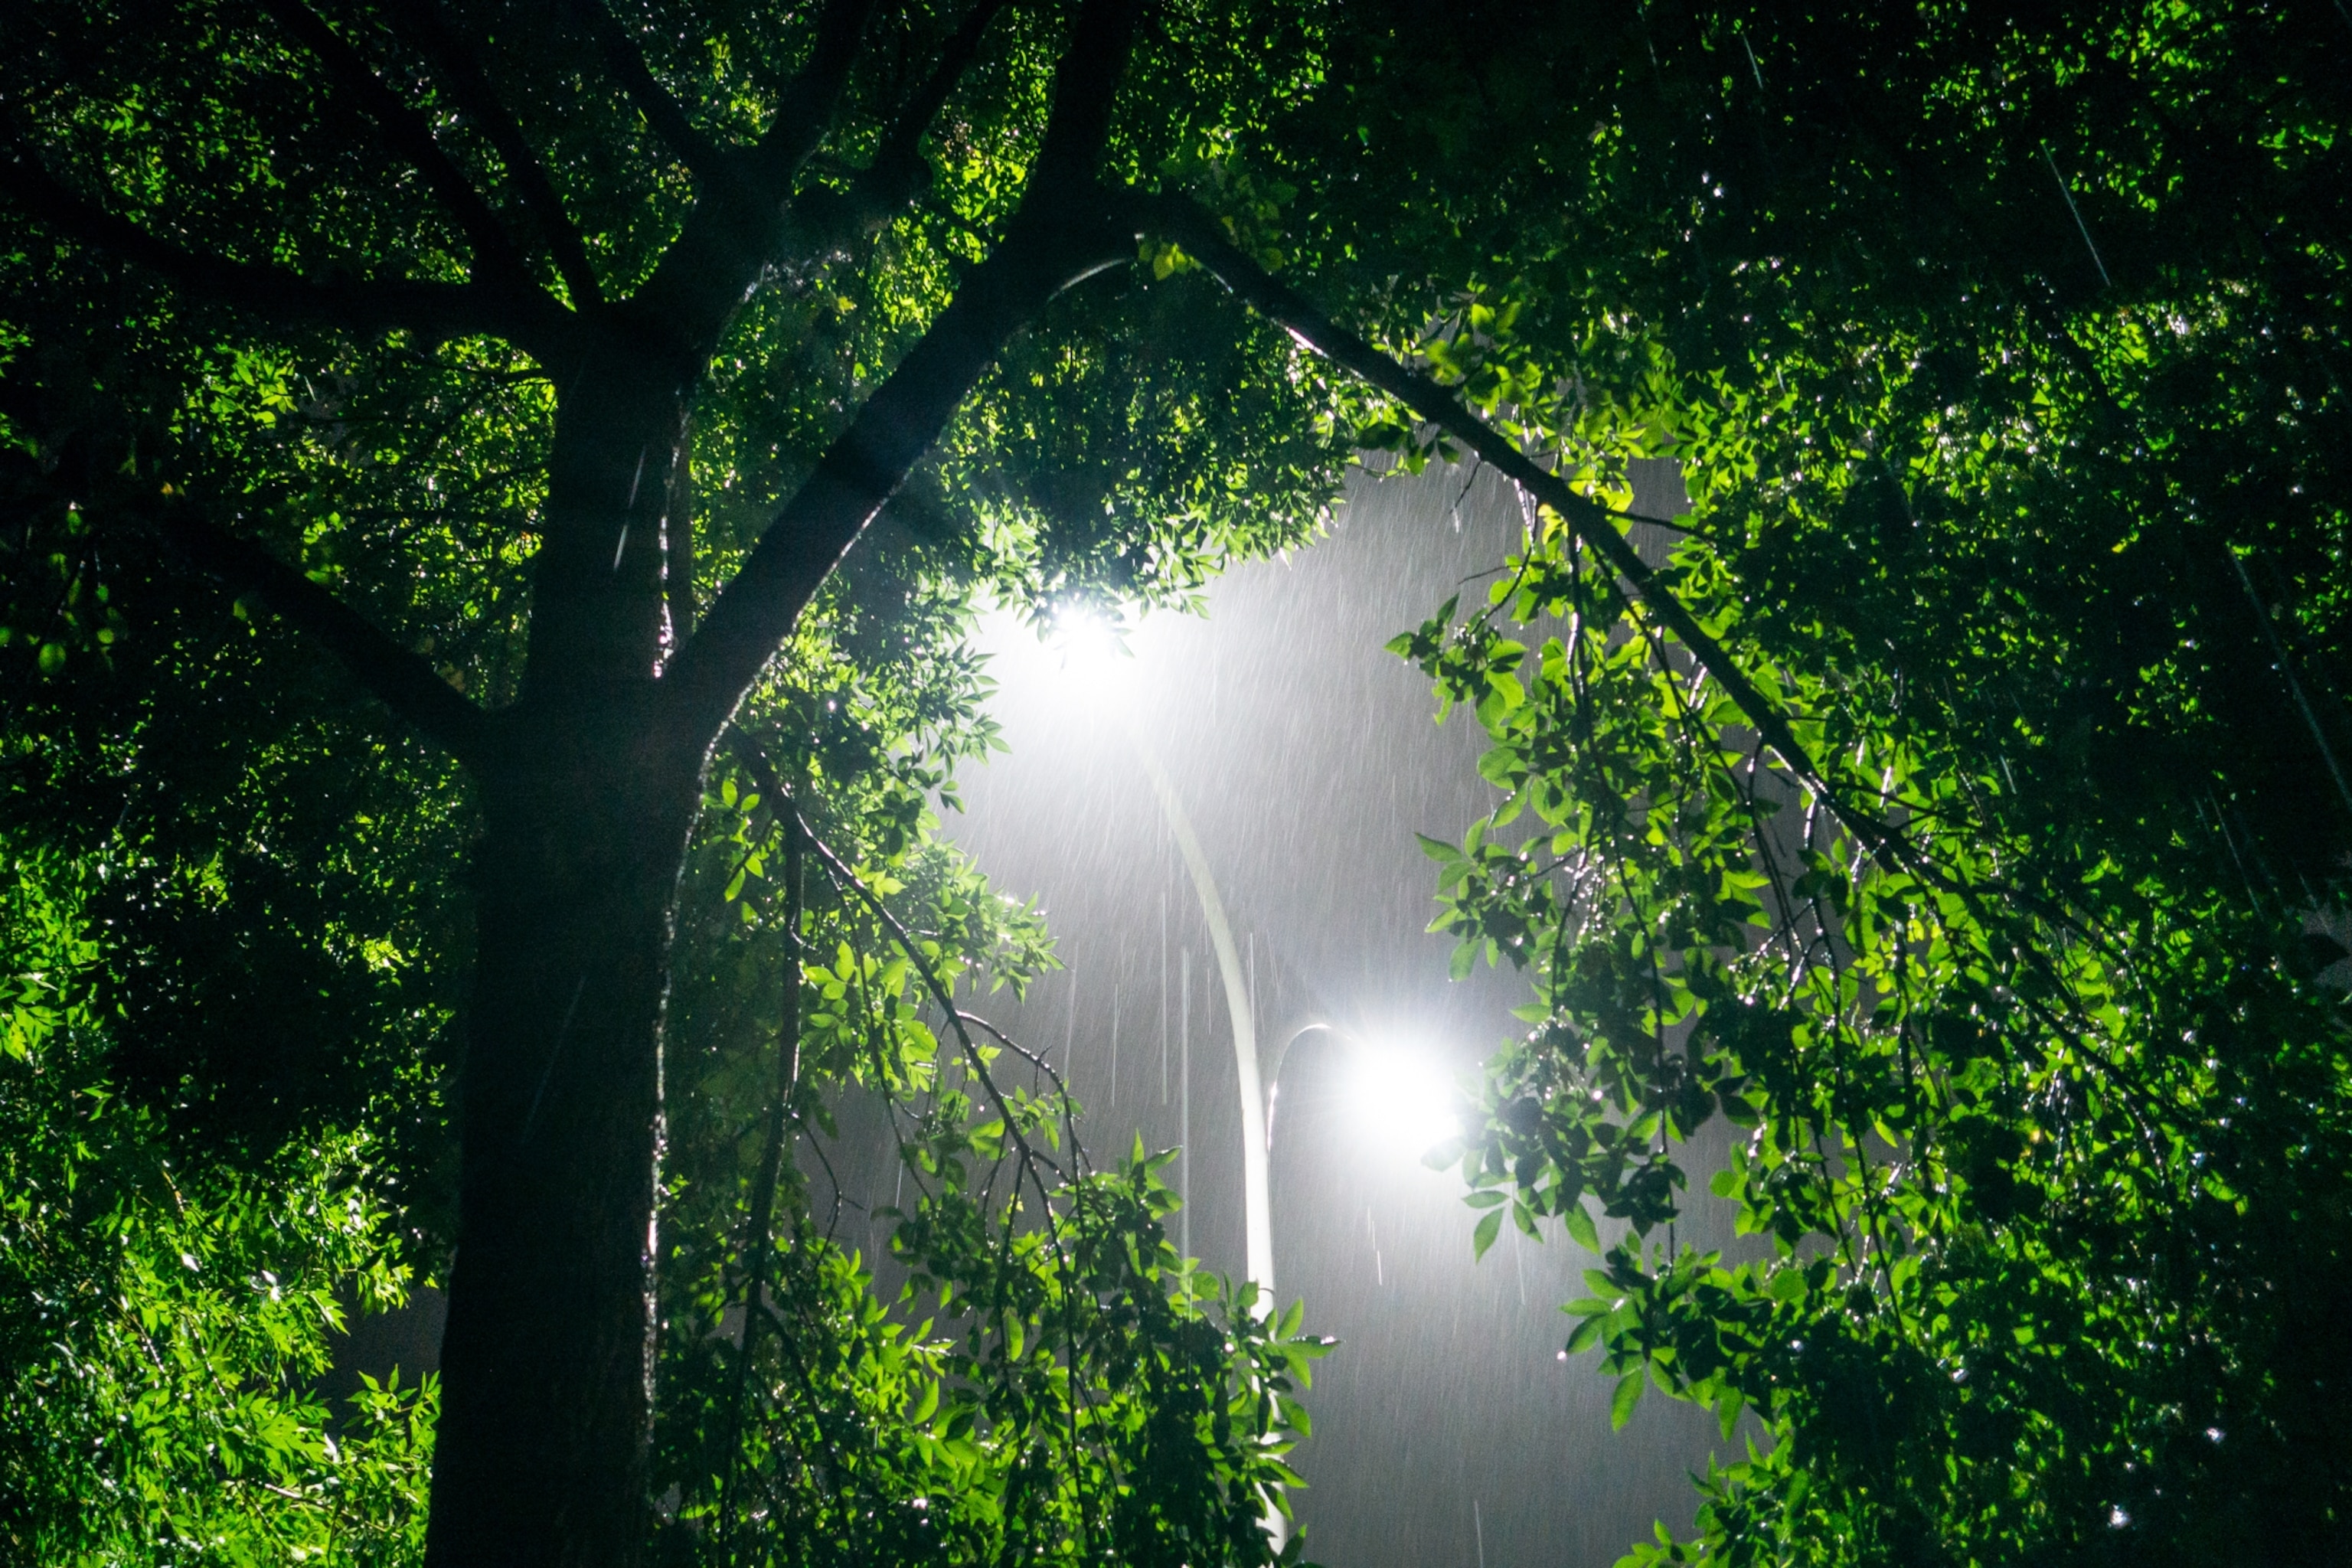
[1047,606,1130,704]
[1348,1047,1461,1159]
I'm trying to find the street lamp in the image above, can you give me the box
[1031,607,1465,1556]
[1040,608,1462,1295]
[1040,606,1277,1305]
[1266,1021,1462,1162]
[1037,604,1286,1548]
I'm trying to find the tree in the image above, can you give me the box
[2,2,1343,1562]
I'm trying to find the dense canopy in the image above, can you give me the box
[2,2,2347,1566]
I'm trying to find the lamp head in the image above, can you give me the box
[1346,1044,1462,1161]
[1044,602,1132,704]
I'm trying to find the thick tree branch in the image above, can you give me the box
[164,507,490,766]
[562,0,729,188]
[877,0,1014,185]
[0,153,567,353]
[1139,194,1859,818]
[260,0,536,293]
[740,0,875,198]
[1027,0,1142,194]
[399,1,606,309]
[622,0,871,344]
[797,0,1013,250]
[660,0,1145,752]
[684,0,1008,345]
[659,209,1132,748]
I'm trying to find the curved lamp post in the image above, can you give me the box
[1044,609,1275,1305]
[1123,730,1275,1306]
[1047,613,1455,1315]
[1098,715,1289,1550]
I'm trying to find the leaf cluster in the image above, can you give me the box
[1,851,436,1566]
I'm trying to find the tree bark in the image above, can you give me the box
[425,701,701,1568]
[387,7,1135,1562]
[524,335,697,702]
[424,357,701,1567]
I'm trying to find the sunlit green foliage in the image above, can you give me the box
[2,854,435,1566]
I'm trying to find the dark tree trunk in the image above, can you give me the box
[412,210,1138,1567]
[412,179,1135,1568]
[426,707,701,1568]
[424,361,701,1568]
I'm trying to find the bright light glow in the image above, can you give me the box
[1044,604,1133,704]
[1347,1045,1461,1160]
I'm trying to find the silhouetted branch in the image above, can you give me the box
[1025,0,1142,193]
[661,0,1144,752]
[0,152,568,354]
[1138,193,1866,828]
[885,0,1014,178]
[400,2,605,308]
[740,0,875,199]
[809,0,1011,245]
[716,818,803,1553]
[562,0,728,187]
[165,506,491,766]
[956,1009,1083,1178]
[260,0,534,291]
[621,0,870,341]
[790,814,1066,1194]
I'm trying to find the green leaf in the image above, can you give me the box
[1472,1208,1504,1260]
[1610,1370,1645,1429]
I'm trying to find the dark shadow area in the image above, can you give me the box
[318,1283,446,1421]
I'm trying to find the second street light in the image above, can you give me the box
[1036,605,1467,1557]
[1044,609,1460,1303]
[1266,1021,1460,1168]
